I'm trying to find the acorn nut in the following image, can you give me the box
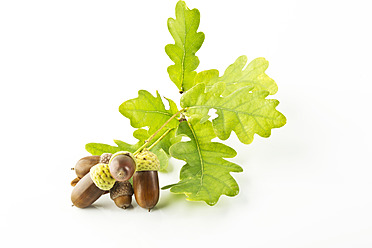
[133,149,160,211]
[108,151,136,182]
[110,181,134,209]
[73,155,101,179]
[71,174,105,208]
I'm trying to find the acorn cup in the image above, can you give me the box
[133,149,160,211]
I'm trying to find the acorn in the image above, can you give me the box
[71,154,113,186]
[108,151,136,182]
[133,149,160,211]
[71,162,116,208]
[71,173,105,208]
[110,181,134,209]
[73,155,101,179]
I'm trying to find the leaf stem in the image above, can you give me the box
[133,108,185,155]
[146,109,184,144]
[147,128,172,151]
[133,142,148,156]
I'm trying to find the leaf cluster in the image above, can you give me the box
[86,1,286,206]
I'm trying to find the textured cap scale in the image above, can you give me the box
[90,163,116,190]
[110,181,134,200]
[100,153,112,164]
[134,149,160,171]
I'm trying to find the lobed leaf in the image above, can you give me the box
[165,1,205,92]
[164,118,243,206]
[195,56,278,96]
[181,83,286,144]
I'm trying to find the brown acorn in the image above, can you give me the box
[71,174,105,208]
[73,155,101,179]
[110,181,134,209]
[71,154,113,187]
[108,152,136,182]
[133,171,159,211]
[133,149,160,211]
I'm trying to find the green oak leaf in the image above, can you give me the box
[195,56,278,96]
[164,118,243,206]
[119,90,179,133]
[181,82,287,144]
[85,139,171,172]
[165,0,205,92]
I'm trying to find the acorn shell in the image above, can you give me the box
[74,156,101,178]
[133,171,159,210]
[71,174,105,208]
[109,152,136,181]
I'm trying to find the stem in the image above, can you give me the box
[147,128,172,151]
[146,109,184,144]
[133,142,148,156]
[133,108,185,155]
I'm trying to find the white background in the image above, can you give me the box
[1,0,371,247]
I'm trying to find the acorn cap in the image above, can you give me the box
[110,181,134,200]
[90,163,116,190]
[134,149,160,171]
[99,153,112,164]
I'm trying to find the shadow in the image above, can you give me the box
[156,191,187,209]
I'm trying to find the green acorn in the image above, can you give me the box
[90,163,116,190]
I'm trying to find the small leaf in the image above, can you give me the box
[165,118,243,206]
[195,56,278,96]
[181,83,287,144]
[119,90,179,133]
[165,1,205,92]
[85,140,139,156]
